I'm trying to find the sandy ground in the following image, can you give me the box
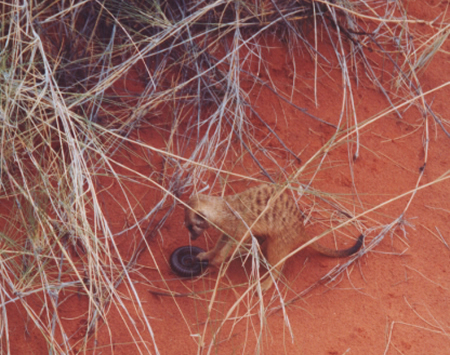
[7,1,450,354]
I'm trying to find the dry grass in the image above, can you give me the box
[0,0,449,354]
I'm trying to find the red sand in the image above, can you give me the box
[6,2,450,354]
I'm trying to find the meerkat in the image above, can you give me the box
[184,184,364,291]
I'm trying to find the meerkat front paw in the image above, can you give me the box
[196,251,209,261]
[197,251,218,262]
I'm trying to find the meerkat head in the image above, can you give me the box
[185,210,209,240]
[184,196,211,240]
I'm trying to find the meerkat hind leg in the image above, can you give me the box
[258,238,290,292]
[259,231,300,292]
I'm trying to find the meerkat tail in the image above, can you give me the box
[310,234,364,258]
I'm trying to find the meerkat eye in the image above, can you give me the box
[194,215,206,226]
[193,222,202,229]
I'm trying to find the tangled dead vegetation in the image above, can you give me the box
[1,0,449,354]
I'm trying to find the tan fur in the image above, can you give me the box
[185,184,363,291]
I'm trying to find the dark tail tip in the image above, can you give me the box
[346,234,364,255]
